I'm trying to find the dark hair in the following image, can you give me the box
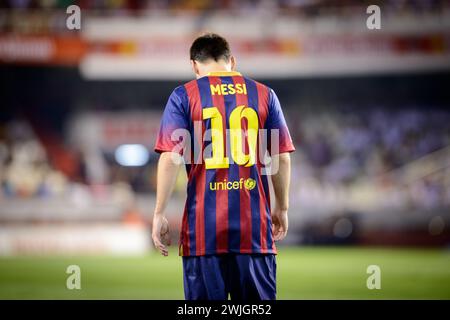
[190,33,231,63]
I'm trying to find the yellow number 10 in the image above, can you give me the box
[202,105,259,169]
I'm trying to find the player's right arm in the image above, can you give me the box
[153,87,189,256]
[152,152,182,256]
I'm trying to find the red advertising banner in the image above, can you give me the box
[0,35,86,65]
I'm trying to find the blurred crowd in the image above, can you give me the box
[293,108,450,183]
[289,108,450,210]
[0,0,448,14]
[0,119,139,213]
[0,120,68,198]
[1,0,447,38]
[1,107,449,210]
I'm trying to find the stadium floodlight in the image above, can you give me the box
[114,144,149,167]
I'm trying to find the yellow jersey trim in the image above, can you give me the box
[207,71,242,77]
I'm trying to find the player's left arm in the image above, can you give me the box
[266,88,295,242]
[271,152,291,241]
[152,152,183,256]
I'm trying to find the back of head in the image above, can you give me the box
[190,33,231,63]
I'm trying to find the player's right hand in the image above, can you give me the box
[152,214,171,256]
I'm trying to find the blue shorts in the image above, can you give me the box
[182,254,276,300]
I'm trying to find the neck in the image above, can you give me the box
[197,62,232,78]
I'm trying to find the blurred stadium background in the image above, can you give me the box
[0,0,450,299]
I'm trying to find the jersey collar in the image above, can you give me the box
[207,71,242,77]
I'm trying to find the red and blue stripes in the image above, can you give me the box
[245,78,274,253]
[209,76,230,253]
[170,74,292,256]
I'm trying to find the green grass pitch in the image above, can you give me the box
[0,247,449,299]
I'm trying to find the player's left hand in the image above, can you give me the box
[272,206,288,241]
[152,214,171,256]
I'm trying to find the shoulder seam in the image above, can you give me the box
[172,85,189,116]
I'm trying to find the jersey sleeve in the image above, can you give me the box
[154,87,190,155]
[265,89,295,154]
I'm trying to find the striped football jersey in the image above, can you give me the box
[155,71,295,256]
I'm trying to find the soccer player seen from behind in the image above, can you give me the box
[152,33,295,300]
